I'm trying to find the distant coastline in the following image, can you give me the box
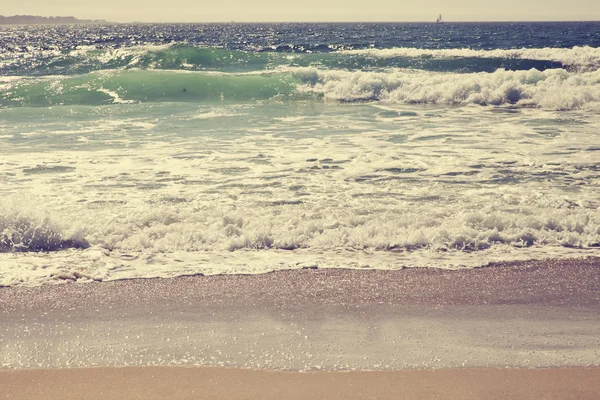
[0,15,107,25]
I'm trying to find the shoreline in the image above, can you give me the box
[2,258,599,371]
[2,366,600,400]
[2,257,599,309]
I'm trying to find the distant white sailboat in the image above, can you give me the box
[436,14,444,24]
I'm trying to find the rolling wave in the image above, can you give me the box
[341,46,600,72]
[6,44,600,77]
[0,70,301,107]
[3,66,600,110]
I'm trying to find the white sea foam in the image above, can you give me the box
[0,200,87,253]
[341,46,600,72]
[69,43,174,68]
[294,67,600,110]
[192,110,247,119]
[1,99,599,286]
[96,88,136,104]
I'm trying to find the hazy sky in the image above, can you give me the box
[3,0,599,23]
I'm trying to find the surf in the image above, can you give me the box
[3,66,600,110]
[7,44,600,77]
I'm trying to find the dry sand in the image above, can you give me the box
[1,366,600,400]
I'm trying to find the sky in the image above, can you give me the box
[2,0,599,23]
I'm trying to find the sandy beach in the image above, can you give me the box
[1,258,600,398]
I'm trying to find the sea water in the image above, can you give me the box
[1,22,600,286]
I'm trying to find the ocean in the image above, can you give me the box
[1,22,600,286]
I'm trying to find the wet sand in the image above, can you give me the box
[1,258,599,397]
[2,258,599,311]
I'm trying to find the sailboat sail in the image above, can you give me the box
[436,14,444,24]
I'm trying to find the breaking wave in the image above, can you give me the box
[296,67,600,110]
[1,200,599,286]
[341,46,600,72]
[3,44,600,76]
[2,191,600,255]
[2,202,599,255]
[0,208,88,252]
[88,204,600,254]
[3,66,600,110]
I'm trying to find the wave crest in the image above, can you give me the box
[5,44,600,77]
[295,67,600,110]
[341,46,600,72]
[0,209,88,252]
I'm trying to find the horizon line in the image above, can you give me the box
[124,19,600,23]
[75,19,600,24]
[2,15,600,24]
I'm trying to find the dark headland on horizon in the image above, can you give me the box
[0,15,107,25]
